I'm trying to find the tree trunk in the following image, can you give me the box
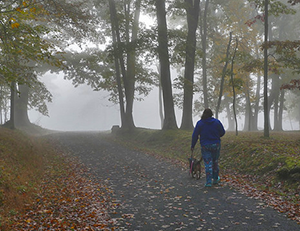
[200,0,210,108]
[0,105,2,125]
[230,37,238,136]
[110,0,129,130]
[15,84,31,127]
[273,87,279,131]
[155,0,178,130]
[9,81,16,129]
[268,73,280,130]
[298,103,300,130]
[124,0,141,130]
[180,0,200,130]
[273,23,285,131]
[216,32,232,119]
[263,0,269,137]
[253,74,261,131]
[277,89,284,131]
[109,0,138,131]
[109,0,126,128]
[0,86,3,124]
[251,41,262,131]
[224,95,235,131]
[244,85,252,131]
[157,64,164,129]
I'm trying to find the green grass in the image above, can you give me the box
[220,132,300,179]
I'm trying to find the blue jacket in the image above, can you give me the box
[191,117,225,148]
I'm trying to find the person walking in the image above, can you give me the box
[191,108,225,187]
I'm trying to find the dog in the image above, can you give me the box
[188,157,202,179]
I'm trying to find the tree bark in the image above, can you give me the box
[216,32,232,119]
[157,64,164,129]
[109,0,126,128]
[270,24,284,131]
[252,42,262,131]
[253,74,261,131]
[109,0,139,131]
[298,103,300,130]
[224,95,235,131]
[244,83,252,131]
[180,0,200,130]
[263,0,270,137]
[124,0,141,130]
[9,81,16,129]
[268,73,280,130]
[14,84,31,127]
[273,85,279,131]
[230,37,238,136]
[155,0,178,130]
[200,0,209,108]
[277,89,284,131]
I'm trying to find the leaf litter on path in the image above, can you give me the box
[222,173,300,224]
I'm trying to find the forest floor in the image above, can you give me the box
[1,127,300,230]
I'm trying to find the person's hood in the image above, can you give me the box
[203,117,215,124]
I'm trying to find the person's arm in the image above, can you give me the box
[191,122,200,150]
[218,121,225,137]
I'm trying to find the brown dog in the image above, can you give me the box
[188,157,202,179]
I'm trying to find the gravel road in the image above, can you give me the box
[48,131,299,231]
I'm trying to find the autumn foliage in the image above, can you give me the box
[288,0,300,5]
[281,79,300,90]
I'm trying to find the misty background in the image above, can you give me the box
[28,71,299,132]
[28,71,163,131]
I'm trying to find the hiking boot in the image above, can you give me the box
[213,176,220,185]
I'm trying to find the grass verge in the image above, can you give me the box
[0,126,117,230]
[0,127,59,228]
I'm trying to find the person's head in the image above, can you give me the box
[201,108,213,120]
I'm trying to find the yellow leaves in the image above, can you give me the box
[14,1,38,21]
[8,18,17,23]
[25,218,33,223]
[30,7,36,13]
[11,22,20,29]
[122,214,135,219]
[9,18,20,29]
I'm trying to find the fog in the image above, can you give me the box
[28,72,299,132]
[29,72,119,131]
[28,71,164,131]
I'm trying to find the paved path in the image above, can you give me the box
[49,132,299,231]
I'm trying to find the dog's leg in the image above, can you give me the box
[196,170,200,179]
[191,160,195,178]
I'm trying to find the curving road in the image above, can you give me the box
[48,131,299,231]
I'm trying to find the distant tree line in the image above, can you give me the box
[0,0,300,135]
